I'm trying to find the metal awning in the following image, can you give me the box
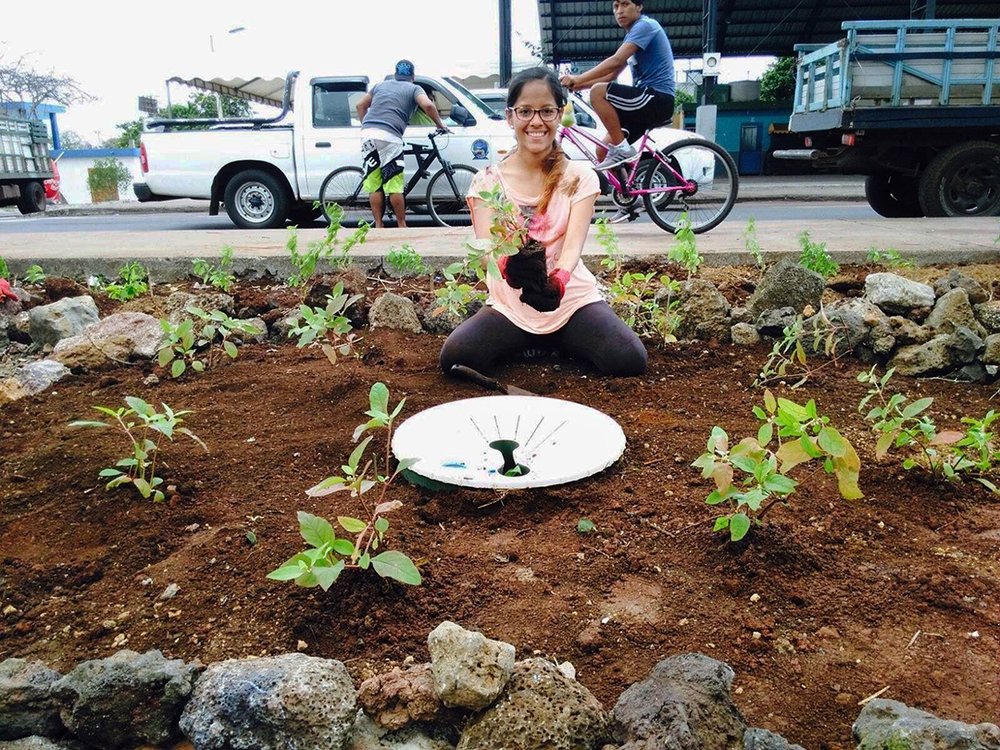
[538,1,1000,61]
[165,74,289,107]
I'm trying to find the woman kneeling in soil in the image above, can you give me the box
[439,67,647,377]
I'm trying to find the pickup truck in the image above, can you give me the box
[775,19,1000,218]
[0,114,53,214]
[135,71,514,228]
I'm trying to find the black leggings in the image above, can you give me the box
[439,302,647,377]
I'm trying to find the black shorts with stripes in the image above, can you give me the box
[606,83,675,143]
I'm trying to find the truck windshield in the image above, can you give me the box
[444,77,504,121]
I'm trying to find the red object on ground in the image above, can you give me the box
[44,158,61,201]
[0,278,18,302]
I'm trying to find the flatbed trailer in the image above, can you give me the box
[776,19,1000,217]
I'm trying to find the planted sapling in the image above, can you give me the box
[105,261,150,301]
[858,366,1000,492]
[667,212,702,277]
[693,390,862,542]
[286,203,369,287]
[70,397,207,502]
[797,231,838,278]
[192,246,236,291]
[287,281,364,364]
[754,310,848,389]
[742,217,766,271]
[865,246,914,269]
[268,382,422,589]
[157,307,262,377]
[385,245,429,276]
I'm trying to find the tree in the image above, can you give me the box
[759,57,797,103]
[0,48,95,114]
[106,92,255,147]
[59,130,92,149]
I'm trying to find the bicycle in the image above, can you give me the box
[558,121,739,233]
[319,129,477,228]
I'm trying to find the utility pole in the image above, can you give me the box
[499,0,513,86]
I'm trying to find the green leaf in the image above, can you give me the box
[69,420,111,429]
[223,340,238,358]
[125,396,153,416]
[313,560,345,591]
[337,516,368,534]
[875,430,897,459]
[729,513,752,542]
[305,475,348,497]
[757,422,774,447]
[713,516,730,532]
[297,511,336,548]
[171,359,186,378]
[371,551,422,585]
[157,347,173,367]
[358,552,371,569]
[902,397,934,419]
[332,538,356,556]
[347,435,373,470]
[369,382,389,417]
[133,477,152,498]
[817,426,848,457]
[192,360,205,372]
[98,468,123,477]
[763,390,777,413]
[577,518,596,533]
[267,562,308,581]
[374,517,390,535]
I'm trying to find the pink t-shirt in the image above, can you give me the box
[466,159,603,334]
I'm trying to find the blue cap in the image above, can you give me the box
[394,59,415,81]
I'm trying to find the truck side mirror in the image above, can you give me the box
[449,104,475,127]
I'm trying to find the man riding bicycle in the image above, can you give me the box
[355,59,450,228]
[560,0,676,221]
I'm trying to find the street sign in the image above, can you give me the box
[138,96,159,115]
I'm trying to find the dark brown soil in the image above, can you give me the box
[1,266,998,750]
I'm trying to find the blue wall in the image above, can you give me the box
[681,104,794,175]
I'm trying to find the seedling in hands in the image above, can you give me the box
[693,390,862,542]
[268,383,422,589]
[70,397,207,502]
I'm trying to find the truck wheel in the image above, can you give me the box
[918,141,1000,217]
[16,181,46,215]
[864,174,922,218]
[223,169,291,229]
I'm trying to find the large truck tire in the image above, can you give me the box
[864,174,922,218]
[223,169,291,229]
[16,181,46,215]
[918,140,1000,217]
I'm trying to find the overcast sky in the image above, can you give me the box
[2,0,773,143]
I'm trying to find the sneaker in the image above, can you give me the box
[595,143,639,171]
[608,208,639,224]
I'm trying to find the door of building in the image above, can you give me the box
[738,123,763,175]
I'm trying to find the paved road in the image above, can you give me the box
[0,201,878,233]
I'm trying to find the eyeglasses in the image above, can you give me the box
[507,106,561,122]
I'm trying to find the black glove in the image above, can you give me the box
[502,250,548,292]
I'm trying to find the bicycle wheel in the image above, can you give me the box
[319,166,372,226]
[426,164,477,227]
[642,138,739,234]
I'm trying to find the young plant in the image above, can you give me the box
[287,281,364,363]
[595,217,622,276]
[192,246,236,291]
[742,217,766,271]
[798,231,838,278]
[23,264,45,284]
[754,310,848,389]
[267,383,422,589]
[158,318,205,377]
[693,390,862,542]
[105,261,150,301]
[69,397,206,502]
[0,257,9,280]
[286,204,369,287]
[157,307,261,377]
[858,367,1000,492]
[385,244,429,276]
[606,271,681,343]
[433,259,487,318]
[865,246,914,269]
[667,212,702,277]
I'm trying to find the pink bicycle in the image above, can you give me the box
[558,122,739,233]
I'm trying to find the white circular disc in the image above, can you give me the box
[391,396,626,489]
